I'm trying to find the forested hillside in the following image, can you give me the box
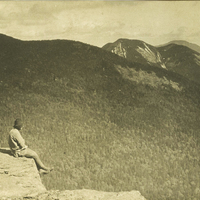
[0,34,199,200]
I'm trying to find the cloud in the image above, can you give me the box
[165,27,188,38]
[1,1,200,47]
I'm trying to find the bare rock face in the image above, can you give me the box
[0,148,147,200]
[33,189,147,200]
[0,148,46,198]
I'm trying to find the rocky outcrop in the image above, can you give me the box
[34,189,147,200]
[136,42,166,69]
[0,148,147,200]
[1,190,147,200]
[0,148,46,198]
[111,42,127,58]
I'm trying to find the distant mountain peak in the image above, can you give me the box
[157,42,200,84]
[103,39,166,69]
[103,38,200,84]
[158,40,200,54]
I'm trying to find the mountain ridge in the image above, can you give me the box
[0,34,200,200]
[1,34,194,93]
[102,38,166,69]
[157,43,200,84]
[103,38,200,85]
[157,40,200,53]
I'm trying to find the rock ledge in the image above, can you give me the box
[0,148,46,198]
[35,189,147,200]
[0,148,147,200]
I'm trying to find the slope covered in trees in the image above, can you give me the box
[0,34,199,200]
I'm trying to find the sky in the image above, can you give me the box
[0,1,200,47]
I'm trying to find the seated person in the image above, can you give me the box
[8,119,53,174]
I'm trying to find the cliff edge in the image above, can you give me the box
[0,148,46,198]
[0,148,147,200]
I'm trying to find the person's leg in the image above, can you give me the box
[21,148,52,171]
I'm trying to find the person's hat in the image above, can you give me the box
[13,119,23,130]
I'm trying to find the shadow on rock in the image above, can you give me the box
[0,148,12,156]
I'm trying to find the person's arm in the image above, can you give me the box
[14,131,28,149]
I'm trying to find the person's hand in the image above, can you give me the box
[21,145,28,150]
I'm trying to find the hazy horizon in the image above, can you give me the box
[0,1,200,47]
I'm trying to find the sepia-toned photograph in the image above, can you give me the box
[0,1,199,200]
